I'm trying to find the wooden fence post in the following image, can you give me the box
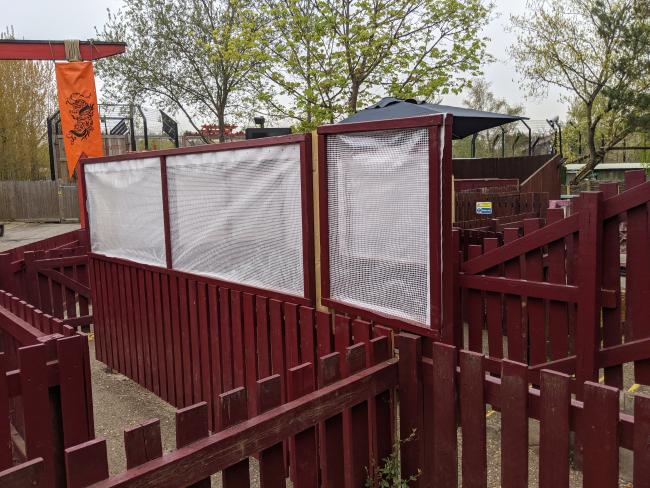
[398,333,423,487]
[575,192,604,396]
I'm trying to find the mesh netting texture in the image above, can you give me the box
[166,144,304,296]
[327,128,430,325]
[85,158,166,266]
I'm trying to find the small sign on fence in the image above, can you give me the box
[476,201,493,215]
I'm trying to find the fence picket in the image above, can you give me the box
[318,352,344,487]
[257,375,285,488]
[219,388,250,488]
[633,393,650,488]
[0,354,11,471]
[484,237,503,359]
[346,343,369,488]
[500,360,528,488]
[467,244,484,353]
[539,369,570,488]
[398,333,423,487]
[582,382,619,487]
[459,350,486,488]
[503,228,524,362]
[64,438,109,488]
[287,363,318,488]
[176,401,210,488]
[523,218,545,365]
[123,419,163,469]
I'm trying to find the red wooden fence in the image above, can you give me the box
[455,170,650,395]
[0,291,94,488]
[0,231,91,331]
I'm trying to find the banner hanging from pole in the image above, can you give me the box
[55,61,103,177]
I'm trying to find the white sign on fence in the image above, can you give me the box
[476,201,493,215]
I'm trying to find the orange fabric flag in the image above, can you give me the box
[55,62,103,177]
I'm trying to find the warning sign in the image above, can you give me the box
[476,202,493,215]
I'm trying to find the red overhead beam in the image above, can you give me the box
[0,40,126,61]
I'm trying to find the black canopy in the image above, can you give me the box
[340,97,528,139]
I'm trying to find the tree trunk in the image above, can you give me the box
[348,82,360,114]
[570,103,602,185]
[218,109,226,143]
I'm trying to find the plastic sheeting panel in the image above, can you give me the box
[85,158,166,266]
[167,144,304,296]
[327,128,430,325]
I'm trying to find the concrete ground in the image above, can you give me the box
[0,221,80,252]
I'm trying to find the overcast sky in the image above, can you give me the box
[1,0,569,122]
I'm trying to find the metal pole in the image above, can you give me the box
[128,105,137,152]
[137,105,149,150]
[47,112,58,181]
[557,123,563,158]
[521,120,532,156]
[471,133,478,158]
[501,127,505,158]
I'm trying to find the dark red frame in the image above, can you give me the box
[317,115,454,338]
[79,133,315,306]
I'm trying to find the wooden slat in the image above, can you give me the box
[633,393,650,488]
[257,375,285,488]
[187,280,201,403]
[269,299,285,400]
[178,277,192,405]
[207,285,223,428]
[219,388,250,488]
[255,296,271,379]
[0,457,45,488]
[398,333,423,487]
[369,336,393,466]
[230,290,245,389]
[123,419,163,469]
[582,382,619,487]
[170,275,183,407]
[500,360,528,488]
[431,342,457,488]
[287,363,318,488]
[219,288,233,393]
[0,354,11,470]
[176,402,210,488]
[346,343,369,488]
[459,350,486,488]
[65,439,109,488]
[318,353,344,487]
[153,273,168,402]
[483,238,503,359]
[466,245,484,353]
[539,369,570,488]
[242,293,258,419]
[524,219,546,366]
[198,283,212,414]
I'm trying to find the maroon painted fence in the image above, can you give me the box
[0,290,94,488]
[455,170,650,395]
[0,230,91,330]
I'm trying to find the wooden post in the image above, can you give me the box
[398,333,423,486]
[575,192,604,396]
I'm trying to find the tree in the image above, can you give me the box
[96,0,267,142]
[511,0,650,183]
[258,0,493,130]
[454,77,525,157]
[0,28,56,180]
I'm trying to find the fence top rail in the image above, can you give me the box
[71,356,398,488]
[78,133,309,166]
[317,114,446,134]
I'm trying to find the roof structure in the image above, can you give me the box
[340,97,528,139]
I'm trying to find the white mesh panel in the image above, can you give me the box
[85,158,166,266]
[327,128,430,325]
[167,144,304,296]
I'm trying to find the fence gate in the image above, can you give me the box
[0,180,79,222]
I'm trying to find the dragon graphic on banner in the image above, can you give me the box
[55,62,104,177]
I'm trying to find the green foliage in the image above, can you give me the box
[365,429,421,488]
[0,27,56,180]
[96,0,268,140]
[257,0,493,130]
[510,0,650,182]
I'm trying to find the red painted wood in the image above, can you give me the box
[64,439,109,488]
[582,382,619,487]
[159,156,173,269]
[178,276,192,406]
[431,342,457,488]
[230,290,245,388]
[633,393,650,488]
[0,354,11,470]
[500,360,528,488]
[318,352,344,487]
[137,269,151,389]
[197,283,212,419]
[368,336,393,466]
[284,303,300,369]
[219,288,234,393]
[600,183,623,388]
[316,311,332,361]
[160,274,176,406]
[207,285,223,429]
[317,114,444,134]
[269,299,286,400]
[152,273,167,400]
[624,172,650,383]
[287,363,318,488]
[58,335,93,448]
[169,275,183,407]
[523,218,546,366]
[346,343,370,488]
[176,402,211,488]
[334,315,351,370]
[466,244,484,353]
[19,344,55,485]
[122,264,137,385]
[459,350,486,488]
[0,457,45,488]
[546,214,570,361]
[299,133,316,301]
[483,238,503,359]
[299,307,315,377]
[242,293,258,419]
[219,388,250,488]
[398,333,423,487]
[145,271,160,397]
[575,193,604,392]
[539,370,570,488]
[124,419,163,469]
[255,296,271,379]
[503,228,525,362]
[0,39,126,60]
[256,375,285,488]
[187,280,201,403]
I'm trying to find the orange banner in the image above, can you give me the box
[55,61,103,177]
